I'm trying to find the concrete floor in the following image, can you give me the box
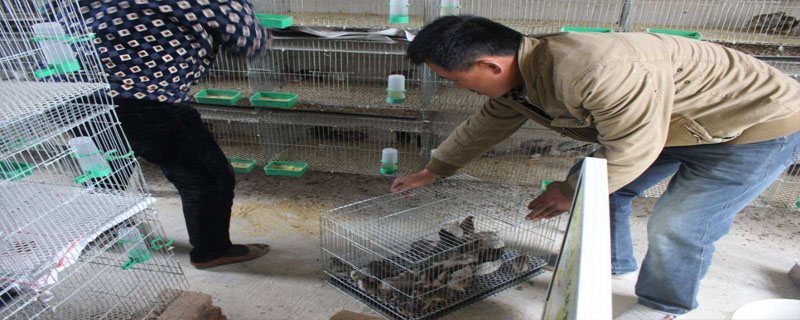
[142,163,800,320]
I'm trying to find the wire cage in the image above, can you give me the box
[252,0,428,29]
[320,178,561,319]
[248,38,428,112]
[428,121,598,187]
[251,0,800,46]
[0,108,189,318]
[757,165,800,209]
[0,0,188,317]
[195,105,429,175]
[626,0,800,46]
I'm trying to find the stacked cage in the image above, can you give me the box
[189,0,798,208]
[0,0,186,318]
[320,179,561,319]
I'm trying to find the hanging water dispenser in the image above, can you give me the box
[69,137,112,184]
[388,0,409,23]
[381,148,399,175]
[31,22,81,78]
[117,227,152,270]
[386,74,406,104]
[440,0,460,16]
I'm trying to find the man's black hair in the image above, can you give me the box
[407,15,523,71]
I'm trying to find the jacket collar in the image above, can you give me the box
[516,36,544,107]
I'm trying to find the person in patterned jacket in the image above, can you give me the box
[66,0,272,269]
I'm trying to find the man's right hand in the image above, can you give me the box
[390,168,439,192]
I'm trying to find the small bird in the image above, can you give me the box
[747,12,799,33]
[511,253,532,274]
[329,256,353,278]
[460,216,475,236]
[358,277,381,297]
[520,139,553,159]
[433,254,476,269]
[447,265,474,291]
[473,259,503,276]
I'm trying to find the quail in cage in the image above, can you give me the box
[748,12,799,33]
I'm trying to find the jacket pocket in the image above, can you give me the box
[673,114,739,144]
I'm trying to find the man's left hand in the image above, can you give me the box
[526,181,572,221]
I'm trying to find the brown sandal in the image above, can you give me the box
[191,244,270,269]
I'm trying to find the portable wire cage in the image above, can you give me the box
[320,178,561,320]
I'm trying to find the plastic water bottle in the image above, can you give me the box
[117,226,151,270]
[69,137,112,180]
[31,22,80,76]
[381,148,399,175]
[389,0,409,23]
[440,0,460,16]
[386,74,406,104]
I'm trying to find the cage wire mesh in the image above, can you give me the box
[248,38,428,111]
[626,0,800,45]
[189,0,799,215]
[252,0,428,29]
[1,210,187,320]
[320,178,560,319]
[196,105,429,174]
[247,0,800,45]
[0,0,187,317]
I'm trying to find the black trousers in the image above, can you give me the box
[114,98,235,263]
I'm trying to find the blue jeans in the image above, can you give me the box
[574,130,800,314]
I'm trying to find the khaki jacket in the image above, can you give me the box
[427,33,800,195]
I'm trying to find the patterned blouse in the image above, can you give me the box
[60,0,270,103]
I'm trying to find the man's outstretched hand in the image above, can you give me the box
[526,181,572,221]
[390,169,438,193]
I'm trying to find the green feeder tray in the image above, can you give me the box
[389,15,409,23]
[250,92,297,109]
[646,28,702,40]
[193,89,242,106]
[560,27,613,33]
[265,161,308,177]
[229,157,257,173]
[256,14,293,29]
[540,179,553,192]
[796,196,800,208]
[0,161,34,181]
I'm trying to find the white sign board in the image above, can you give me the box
[542,157,612,320]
